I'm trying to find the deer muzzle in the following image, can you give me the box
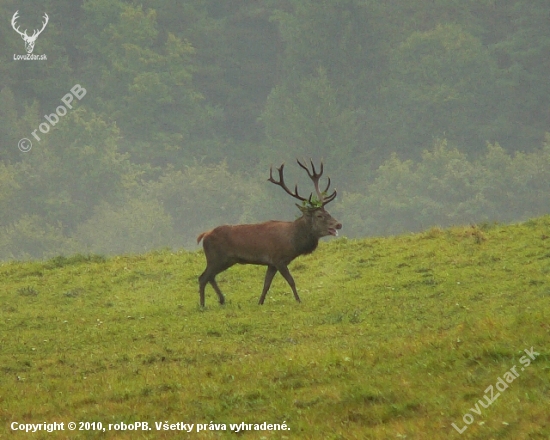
[328,222,342,236]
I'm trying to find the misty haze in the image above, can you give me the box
[1,1,549,259]
[2,2,550,439]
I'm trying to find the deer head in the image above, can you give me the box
[268,159,340,237]
[11,11,49,54]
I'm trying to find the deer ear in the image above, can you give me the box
[296,204,317,216]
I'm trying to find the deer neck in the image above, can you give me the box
[292,215,319,256]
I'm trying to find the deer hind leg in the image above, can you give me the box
[198,270,210,307]
[258,265,277,305]
[198,264,228,306]
[209,279,225,305]
[277,265,301,303]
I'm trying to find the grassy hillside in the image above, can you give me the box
[1,217,549,439]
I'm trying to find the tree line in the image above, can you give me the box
[1,0,549,259]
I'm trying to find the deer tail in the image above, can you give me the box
[197,231,208,244]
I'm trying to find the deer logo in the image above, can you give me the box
[11,10,49,54]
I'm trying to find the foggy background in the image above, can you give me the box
[1,0,550,260]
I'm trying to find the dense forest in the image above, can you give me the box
[1,0,549,259]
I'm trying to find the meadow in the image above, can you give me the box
[1,217,549,439]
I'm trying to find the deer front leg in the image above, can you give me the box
[258,265,277,305]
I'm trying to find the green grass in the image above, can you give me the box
[1,218,549,439]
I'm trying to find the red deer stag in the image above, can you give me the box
[197,159,342,306]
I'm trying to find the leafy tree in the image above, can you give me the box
[271,0,388,105]
[74,197,174,255]
[144,162,263,247]
[0,214,78,260]
[261,68,364,180]
[478,137,550,222]
[10,108,131,232]
[0,160,19,225]
[337,136,550,238]
[492,0,550,148]
[78,1,219,166]
[383,24,501,156]
[0,88,24,163]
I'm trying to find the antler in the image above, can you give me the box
[296,159,337,207]
[268,163,310,203]
[268,159,337,208]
